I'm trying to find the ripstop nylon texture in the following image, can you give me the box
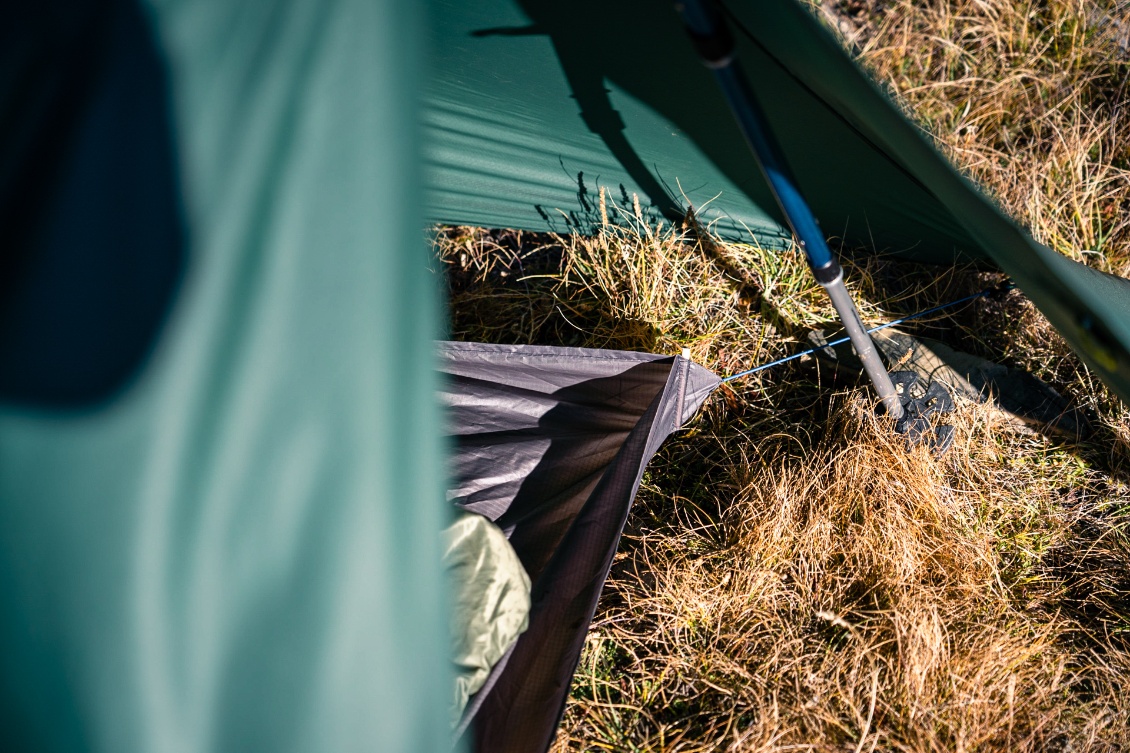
[440,342,720,753]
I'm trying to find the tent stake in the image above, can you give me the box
[675,0,904,420]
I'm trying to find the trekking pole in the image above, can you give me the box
[675,0,904,420]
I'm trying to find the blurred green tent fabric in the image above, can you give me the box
[3,0,1130,752]
[1,0,451,750]
[425,0,1130,401]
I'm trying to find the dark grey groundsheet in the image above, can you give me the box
[438,341,721,753]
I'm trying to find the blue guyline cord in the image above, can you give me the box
[721,286,1002,383]
[675,0,905,418]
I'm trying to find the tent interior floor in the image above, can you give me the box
[435,220,1130,751]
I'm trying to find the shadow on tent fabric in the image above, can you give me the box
[471,0,776,225]
[0,0,186,411]
[440,343,720,753]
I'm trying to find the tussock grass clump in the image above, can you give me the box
[436,0,1130,749]
[564,398,1130,751]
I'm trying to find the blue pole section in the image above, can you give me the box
[710,66,835,272]
[675,0,904,418]
[675,0,832,274]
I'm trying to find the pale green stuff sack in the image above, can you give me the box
[444,511,532,721]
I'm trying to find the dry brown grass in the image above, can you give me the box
[824,0,1130,471]
[829,0,1130,270]
[560,399,1130,751]
[436,0,1130,749]
[438,215,1130,750]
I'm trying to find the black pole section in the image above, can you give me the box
[675,0,903,418]
[677,0,835,277]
